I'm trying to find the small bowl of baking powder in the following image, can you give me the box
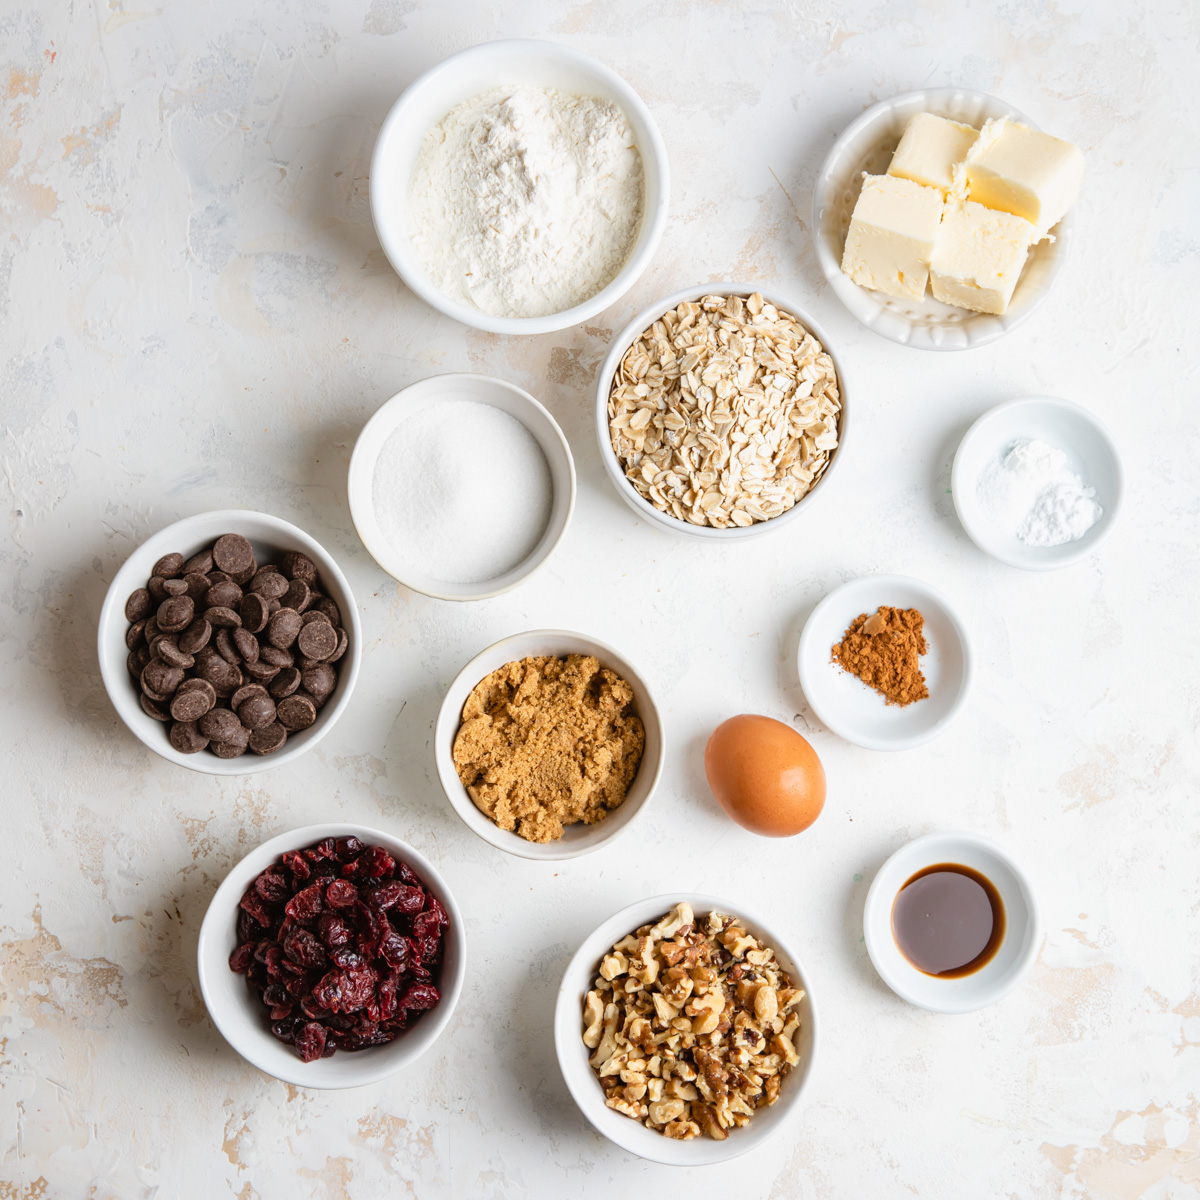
[348,373,576,601]
[951,395,1124,571]
[370,39,669,335]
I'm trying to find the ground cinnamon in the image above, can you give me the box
[831,606,929,706]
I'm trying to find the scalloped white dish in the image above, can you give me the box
[812,88,1075,350]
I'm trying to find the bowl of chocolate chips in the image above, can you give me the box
[97,510,361,775]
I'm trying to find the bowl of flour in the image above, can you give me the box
[370,40,669,334]
[951,395,1124,570]
[348,374,576,600]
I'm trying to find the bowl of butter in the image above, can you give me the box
[812,88,1083,350]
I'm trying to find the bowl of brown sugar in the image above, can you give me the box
[796,574,973,751]
[434,629,665,860]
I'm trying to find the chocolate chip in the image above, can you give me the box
[269,667,301,698]
[183,572,211,601]
[282,551,317,583]
[249,570,289,599]
[301,664,337,698]
[211,724,251,757]
[155,636,194,669]
[141,692,171,721]
[231,683,268,711]
[228,560,258,586]
[182,549,213,575]
[301,610,332,627]
[143,617,160,643]
[178,618,212,655]
[239,593,271,634]
[243,659,281,681]
[248,723,287,755]
[232,628,259,663]
[125,588,152,622]
[267,608,302,649]
[206,580,243,609]
[212,533,255,576]
[259,644,292,668]
[156,595,194,633]
[162,578,188,597]
[276,694,316,730]
[127,647,150,677]
[297,621,337,662]
[237,693,277,730]
[153,552,184,579]
[170,684,214,722]
[207,571,231,585]
[279,579,310,613]
[198,707,243,742]
[215,627,241,664]
[315,599,341,627]
[267,599,281,614]
[142,660,183,700]
[126,619,147,651]
[204,606,242,629]
[148,576,169,603]
[326,628,348,664]
[169,720,210,754]
[210,660,243,698]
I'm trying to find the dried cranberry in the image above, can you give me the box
[329,946,363,971]
[295,1021,327,1063]
[280,850,311,881]
[238,889,273,930]
[396,861,420,888]
[269,1003,294,1020]
[312,859,339,878]
[254,872,291,906]
[228,942,255,973]
[367,881,419,912]
[271,1018,300,1043]
[379,931,409,970]
[411,911,443,942]
[400,983,440,1011]
[303,838,336,862]
[333,836,365,862]
[237,909,256,944]
[318,913,350,947]
[423,895,448,926]
[283,927,328,969]
[325,879,358,908]
[284,882,325,922]
[263,982,290,1007]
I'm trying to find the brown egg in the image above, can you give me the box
[704,714,826,837]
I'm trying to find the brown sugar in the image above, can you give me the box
[831,606,929,707]
[452,654,645,843]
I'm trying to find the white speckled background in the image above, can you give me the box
[2,0,1198,1196]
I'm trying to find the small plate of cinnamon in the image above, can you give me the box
[796,574,973,751]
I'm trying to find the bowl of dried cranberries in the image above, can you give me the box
[197,823,465,1088]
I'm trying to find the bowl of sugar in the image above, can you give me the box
[348,374,576,600]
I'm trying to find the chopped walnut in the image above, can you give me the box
[581,903,805,1141]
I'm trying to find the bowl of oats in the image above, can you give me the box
[554,895,817,1164]
[595,285,849,539]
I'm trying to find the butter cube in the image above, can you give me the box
[929,199,1037,314]
[841,174,945,301]
[888,112,979,195]
[965,118,1084,233]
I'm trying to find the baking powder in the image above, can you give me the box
[371,400,553,585]
[976,437,1102,547]
[407,86,644,318]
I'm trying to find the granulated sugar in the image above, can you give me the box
[372,400,552,584]
[977,437,1102,547]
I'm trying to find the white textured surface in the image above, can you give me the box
[1,1,1198,1197]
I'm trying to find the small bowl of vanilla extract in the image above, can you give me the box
[863,832,1040,1013]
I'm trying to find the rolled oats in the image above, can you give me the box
[581,903,805,1140]
[608,294,841,529]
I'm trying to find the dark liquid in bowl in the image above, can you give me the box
[891,863,1004,978]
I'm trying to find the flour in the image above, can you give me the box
[976,438,1102,547]
[408,86,644,318]
[371,399,553,585]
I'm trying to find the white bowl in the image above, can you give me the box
[553,892,817,1164]
[97,510,362,776]
[951,395,1124,570]
[370,39,669,334]
[433,629,664,861]
[594,282,851,540]
[348,373,576,601]
[197,822,465,1089]
[797,574,972,751]
[863,832,1040,1013]
[812,88,1075,350]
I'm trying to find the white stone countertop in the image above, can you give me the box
[2,0,1198,1196]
